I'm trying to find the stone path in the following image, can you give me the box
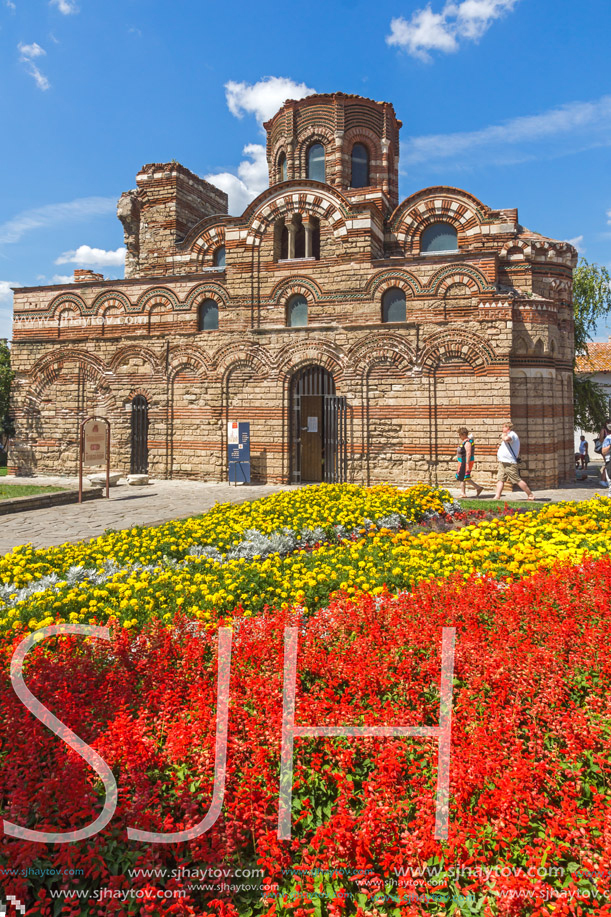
[1,478,293,555]
[0,465,608,556]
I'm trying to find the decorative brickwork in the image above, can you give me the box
[9,93,576,488]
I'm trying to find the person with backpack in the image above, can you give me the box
[455,427,484,498]
[494,420,534,501]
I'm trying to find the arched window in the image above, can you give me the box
[287,294,308,327]
[307,143,325,182]
[351,143,369,188]
[278,152,287,182]
[213,245,226,268]
[198,299,219,331]
[421,222,458,253]
[382,287,406,323]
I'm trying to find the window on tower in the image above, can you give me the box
[351,143,369,188]
[307,143,325,182]
[278,152,287,182]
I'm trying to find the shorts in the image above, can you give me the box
[497,461,521,485]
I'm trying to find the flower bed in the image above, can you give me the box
[1,493,610,635]
[1,559,610,914]
[0,484,452,588]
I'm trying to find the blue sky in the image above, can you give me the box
[1,0,611,342]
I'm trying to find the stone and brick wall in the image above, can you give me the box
[9,92,577,489]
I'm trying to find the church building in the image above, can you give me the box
[9,92,576,487]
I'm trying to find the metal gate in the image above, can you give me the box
[130,394,149,474]
[290,366,347,483]
[323,394,347,483]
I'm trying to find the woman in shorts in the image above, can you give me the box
[455,427,483,498]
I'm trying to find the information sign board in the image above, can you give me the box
[83,420,107,467]
[227,421,251,484]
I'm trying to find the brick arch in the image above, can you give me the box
[270,275,324,305]
[269,140,289,184]
[244,187,349,248]
[342,128,382,186]
[500,240,530,260]
[109,344,162,374]
[391,188,488,253]
[184,282,230,311]
[296,127,335,178]
[49,292,86,318]
[420,330,495,374]
[189,226,227,267]
[276,340,345,382]
[213,342,273,379]
[91,290,132,315]
[24,350,108,409]
[427,264,493,296]
[167,344,213,379]
[367,269,422,298]
[124,387,155,408]
[348,335,416,376]
[136,287,181,313]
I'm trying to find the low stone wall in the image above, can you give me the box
[0,487,103,516]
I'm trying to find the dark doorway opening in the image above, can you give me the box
[130,394,149,474]
[290,365,347,483]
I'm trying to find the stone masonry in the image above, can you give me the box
[9,92,577,488]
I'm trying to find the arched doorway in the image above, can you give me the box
[130,394,149,474]
[290,365,347,483]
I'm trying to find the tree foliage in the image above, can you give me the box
[0,340,14,453]
[572,259,611,431]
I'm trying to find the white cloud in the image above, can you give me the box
[0,281,19,303]
[27,64,51,91]
[50,0,78,13]
[225,76,316,126]
[607,209,611,225]
[55,245,126,266]
[5,1,16,10]
[403,95,611,167]
[18,42,46,59]
[206,76,316,214]
[0,197,117,245]
[18,43,51,90]
[387,0,519,61]
[52,274,74,284]
[565,235,585,254]
[206,144,269,215]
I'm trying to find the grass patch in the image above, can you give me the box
[0,484,66,500]
[459,498,545,511]
[0,467,7,477]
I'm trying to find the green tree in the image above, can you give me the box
[572,259,611,431]
[0,340,14,456]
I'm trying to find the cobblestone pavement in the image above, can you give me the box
[0,465,608,556]
[1,478,294,555]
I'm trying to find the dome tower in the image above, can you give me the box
[263,92,402,210]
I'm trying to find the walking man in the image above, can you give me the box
[494,420,534,501]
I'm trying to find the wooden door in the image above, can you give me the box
[300,395,323,481]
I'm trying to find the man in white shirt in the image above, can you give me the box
[494,420,534,501]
